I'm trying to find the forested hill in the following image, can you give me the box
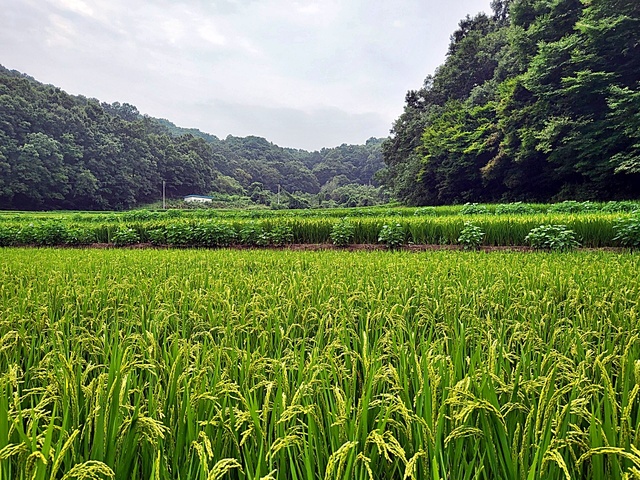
[382,0,640,205]
[0,65,384,210]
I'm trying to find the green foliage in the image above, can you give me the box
[15,223,38,244]
[164,223,196,247]
[613,214,640,249]
[266,225,294,246]
[1,248,640,479]
[413,206,438,216]
[0,224,17,246]
[457,222,485,249]
[147,228,167,246]
[194,221,236,247]
[599,200,640,213]
[494,202,535,215]
[65,226,96,245]
[378,223,405,249]
[460,202,489,215]
[548,200,597,213]
[524,224,580,251]
[111,227,140,246]
[27,221,69,246]
[121,209,160,222]
[239,222,265,246]
[330,218,355,247]
[0,207,633,248]
[381,0,640,204]
[0,65,385,211]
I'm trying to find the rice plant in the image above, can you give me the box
[0,248,639,479]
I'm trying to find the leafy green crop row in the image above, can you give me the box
[0,200,638,224]
[0,212,638,248]
[1,248,639,479]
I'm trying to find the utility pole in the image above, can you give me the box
[277,184,281,205]
[162,181,166,209]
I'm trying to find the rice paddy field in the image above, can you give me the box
[1,247,640,479]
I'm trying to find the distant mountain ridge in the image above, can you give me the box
[0,64,385,210]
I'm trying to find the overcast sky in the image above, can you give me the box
[1,0,493,150]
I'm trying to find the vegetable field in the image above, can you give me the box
[1,248,639,479]
[0,201,639,248]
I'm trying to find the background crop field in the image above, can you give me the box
[0,248,639,479]
[0,201,639,248]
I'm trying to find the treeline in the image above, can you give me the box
[0,65,384,210]
[381,0,640,205]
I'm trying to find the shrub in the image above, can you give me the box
[0,224,18,246]
[112,227,140,246]
[600,201,640,213]
[330,218,355,247]
[460,203,488,215]
[147,228,167,246]
[458,222,485,250]
[122,209,160,222]
[65,226,96,245]
[194,222,237,247]
[548,201,597,213]
[165,209,186,218]
[524,225,580,251]
[32,221,69,245]
[267,225,294,246]
[378,223,405,249]
[16,223,38,244]
[494,202,535,215]
[613,215,640,250]
[414,207,438,216]
[239,223,264,246]
[165,223,196,246]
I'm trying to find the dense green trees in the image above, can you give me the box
[382,0,640,204]
[0,66,384,210]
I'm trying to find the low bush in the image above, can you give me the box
[613,215,640,250]
[548,201,597,213]
[525,224,580,251]
[36,221,70,245]
[378,223,405,249]
[147,228,167,246]
[239,223,265,246]
[165,223,196,247]
[194,222,237,247]
[267,225,294,246]
[413,206,438,216]
[460,203,489,215]
[494,202,535,215]
[65,226,96,245]
[330,218,355,247]
[112,227,140,246]
[458,222,485,250]
[600,201,640,213]
[0,224,17,246]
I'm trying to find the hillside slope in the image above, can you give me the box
[0,65,384,210]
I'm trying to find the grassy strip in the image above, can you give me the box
[0,200,638,223]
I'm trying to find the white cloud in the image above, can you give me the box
[0,0,494,149]
[294,3,321,15]
[161,18,186,45]
[45,13,77,47]
[48,0,94,17]
[196,21,227,47]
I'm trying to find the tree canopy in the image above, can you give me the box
[0,66,384,210]
[381,0,640,204]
